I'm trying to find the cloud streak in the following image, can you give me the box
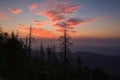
[9,8,22,14]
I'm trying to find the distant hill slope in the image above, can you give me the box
[72,51,120,75]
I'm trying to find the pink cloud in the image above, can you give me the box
[32,0,97,34]
[29,3,39,11]
[54,17,98,30]
[9,8,22,14]
[0,11,9,20]
[55,2,80,13]
[54,18,84,29]
[35,1,80,23]
[32,20,46,27]
[52,15,65,22]
[44,10,59,19]
[46,3,79,17]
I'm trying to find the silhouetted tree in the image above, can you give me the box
[28,26,32,57]
[51,44,58,63]
[58,29,72,64]
[34,47,40,64]
[24,36,28,49]
[39,42,45,63]
[46,46,52,63]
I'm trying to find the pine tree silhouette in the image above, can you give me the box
[58,29,72,64]
[51,44,58,63]
[28,26,32,57]
[39,42,45,63]
[46,46,52,63]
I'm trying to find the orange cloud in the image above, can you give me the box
[32,20,46,27]
[9,8,22,14]
[18,26,57,38]
[0,11,9,20]
[29,3,39,11]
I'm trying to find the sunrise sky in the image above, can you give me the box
[0,0,120,55]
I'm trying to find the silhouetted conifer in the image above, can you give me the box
[34,47,40,64]
[58,29,72,64]
[51,44,58,63]
[39,42,45,63]
[24,36,28,49]
[28,26,32,57]
[46,46,52,63]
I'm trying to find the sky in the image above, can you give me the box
[0,0,120,55]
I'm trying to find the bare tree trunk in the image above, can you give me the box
[25,36,28,48]
[64,29,67,64]
[28,25,32,57]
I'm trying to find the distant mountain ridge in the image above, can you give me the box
[71,51,120,75]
